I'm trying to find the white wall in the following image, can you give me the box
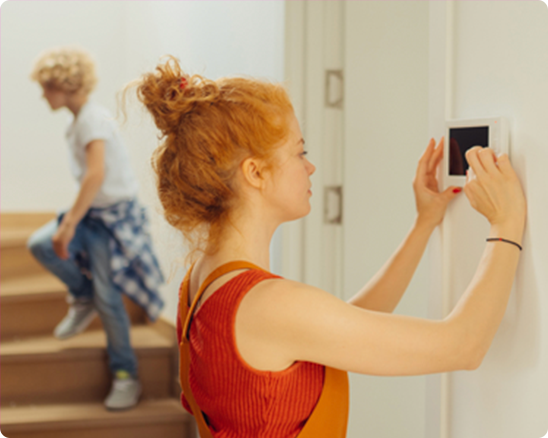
[1,1,128,212]
[428,2,548,437]
[0,1,285,323]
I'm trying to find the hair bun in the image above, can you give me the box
[136,56,220,136]
[131,56,294,266]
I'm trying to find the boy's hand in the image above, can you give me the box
[413,137,462,228]
[50,140,105,261]
[52,222,75,260]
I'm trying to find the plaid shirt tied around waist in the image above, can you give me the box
[58,199,165,321]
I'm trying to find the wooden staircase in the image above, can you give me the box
[0,213,196,438]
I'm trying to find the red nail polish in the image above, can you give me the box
[453,188,462,193]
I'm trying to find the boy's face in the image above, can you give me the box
[41,85,67,110]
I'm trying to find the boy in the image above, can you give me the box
[27,46,164,411]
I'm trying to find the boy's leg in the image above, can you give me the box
[27,219,97,338]
[84,220,140,409]
[27,219,94,300]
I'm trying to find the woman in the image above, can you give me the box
[132,57,526,437]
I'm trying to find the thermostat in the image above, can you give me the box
[444,117,509,189]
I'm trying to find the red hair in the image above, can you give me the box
[133,56,294,265]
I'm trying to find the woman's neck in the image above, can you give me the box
[204,211,279,273]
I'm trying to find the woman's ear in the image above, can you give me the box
[240,157,266,190]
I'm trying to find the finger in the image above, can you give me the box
[467,166,476,181]
[428,137,444,174]
[463,178,480,206]
[418,138,436,168]
[465,181,492,214]
[441,185,462,201]
[477,147,500,176]
[495,153,516,178]
[463,183,480,211]
[465,146,487,178]
[416,138,436,180]
[61,245,69,260]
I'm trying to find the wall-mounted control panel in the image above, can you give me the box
[444,117,509,189]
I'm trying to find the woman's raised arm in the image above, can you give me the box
[236,278,476,376]
[349,138,461,313]
[235,147,525,377]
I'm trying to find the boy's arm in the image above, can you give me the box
[52,140,105,259]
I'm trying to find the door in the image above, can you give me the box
[342,3,430,437]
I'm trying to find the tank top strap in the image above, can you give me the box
[181,260,269,340]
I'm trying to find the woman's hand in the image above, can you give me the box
[413,137,462,228]
[52,222,75,260]
[464,146,526,230]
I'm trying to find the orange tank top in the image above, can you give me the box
[176,267,325,438]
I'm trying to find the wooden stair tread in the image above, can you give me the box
[1,273,66,300]
[1,227,36,248]
[1,326,173,359]
[0,214,190,437]
[1,212,56,229]
[1,399,190,429]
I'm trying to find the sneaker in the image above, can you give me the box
[53,301,98,340]
[104,371,142,411]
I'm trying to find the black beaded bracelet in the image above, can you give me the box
[486,237,522,251]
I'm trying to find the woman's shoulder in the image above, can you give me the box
[248,275,333,298]
[235,276,348,371]
[240,276,340,319]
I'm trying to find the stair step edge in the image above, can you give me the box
[1,273,66,296]
[1,345,173,365]
[1,289,67,303]
[1,399,191,432]
[1,326,174,360]
[0,229,36,249]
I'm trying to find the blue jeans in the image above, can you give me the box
[27,218,138,377]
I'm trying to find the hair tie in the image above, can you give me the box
[180,77,188,90]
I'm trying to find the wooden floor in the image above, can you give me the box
[0,213,195,438]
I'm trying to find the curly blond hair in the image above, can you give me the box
[30,46,97,94]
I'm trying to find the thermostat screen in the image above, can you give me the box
[449,126,489,176]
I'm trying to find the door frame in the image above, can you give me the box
[282,1,345,298]
[427,2,456,438]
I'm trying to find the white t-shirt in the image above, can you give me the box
[65,100,139,208]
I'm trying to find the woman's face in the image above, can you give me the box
[264,114,316,222]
